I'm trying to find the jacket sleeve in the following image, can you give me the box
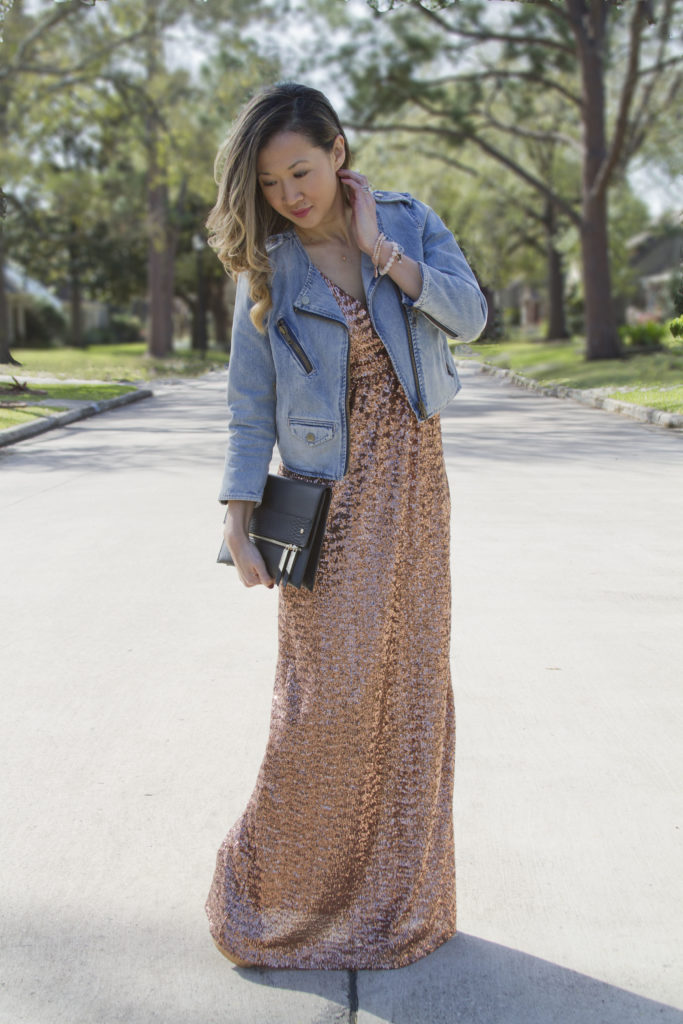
[217,273,276,505]
[405,202,488,344]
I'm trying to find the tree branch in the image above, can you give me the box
[0,2,75,79]
[411,0,575,56]
[638,54,683,76]
[416,69,582,109]
[348,119,582,227]
[3,28,149,81]
[419,149,480,177]
[477,110,583,155]
[593,0,650,200]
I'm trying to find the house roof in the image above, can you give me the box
[2,258,62,310]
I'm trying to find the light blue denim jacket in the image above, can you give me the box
[218,190,487,505]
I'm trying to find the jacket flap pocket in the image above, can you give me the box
[288,418,336,447]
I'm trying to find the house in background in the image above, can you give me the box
[3,258,63,344]
[626,227,682,322]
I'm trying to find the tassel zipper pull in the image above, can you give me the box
[249,533,302,587]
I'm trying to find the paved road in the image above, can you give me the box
[1,365,682,1024]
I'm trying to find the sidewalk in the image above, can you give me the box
[0,373,154,447]
[1,366,681,1024]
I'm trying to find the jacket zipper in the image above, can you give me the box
[399,296,428,419]
[277,318,314,374]
[343,331,351,474]
[421,308,459,338]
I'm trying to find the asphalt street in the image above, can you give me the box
[1,364,682,1024]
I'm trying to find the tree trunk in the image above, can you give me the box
[574,0,621,359]
[0,221,20,366]
[146,177,174,358]
[144,0,173,358]
[543,196,569,340]
[0,60,18,366]
[546,243,568,340]
[209,279,230,352]
[191,248,207,353]
[68,223,83,347]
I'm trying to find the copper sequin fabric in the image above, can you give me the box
[206,276,456,970]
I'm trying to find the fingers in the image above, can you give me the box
[229,539,275,589]
[337,169,374,197]
[338,171,379,255]
[338,168,372,185]
[242,554,275,589]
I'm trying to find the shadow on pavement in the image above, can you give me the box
[439,384,683,467]
[242,931,683,1024]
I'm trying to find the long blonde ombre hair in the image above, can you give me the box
[206,82,351,333]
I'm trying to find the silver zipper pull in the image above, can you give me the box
[282,547,299,589]
[275,546,289,586]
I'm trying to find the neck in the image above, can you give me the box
[295,187,352,248]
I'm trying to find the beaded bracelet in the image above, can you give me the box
[379,241,404,277]
[372,232,386,276]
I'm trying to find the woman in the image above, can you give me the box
[205,82,487,970]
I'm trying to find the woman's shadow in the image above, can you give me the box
[238,931,683,1024]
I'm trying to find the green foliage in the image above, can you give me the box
[0,342,228,381]
[668,316,683,340]
[618,321,667,352]
[23,303,68,349]
[611,386,683,414]
[1,0,281,355]
[460,337,683,391]
[671,272,683,317]
[83,314,144,346]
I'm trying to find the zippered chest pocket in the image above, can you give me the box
[276,318,315,375]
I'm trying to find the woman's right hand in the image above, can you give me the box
[224,500,276,589]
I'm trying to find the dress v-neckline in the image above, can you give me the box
[319,270,367,310]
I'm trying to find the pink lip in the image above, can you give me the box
[291,207,311,219]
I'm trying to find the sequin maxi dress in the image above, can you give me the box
[206,275,456,970]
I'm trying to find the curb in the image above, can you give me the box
[0,387,154,449]
[455,359,683,430]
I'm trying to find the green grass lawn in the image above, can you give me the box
[0,404,70,430]
[453,336,683,413]
[0,342,229,430]
[1,341,229,382]
[0,378,146,431]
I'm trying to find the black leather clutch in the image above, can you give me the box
[217,474,332,590]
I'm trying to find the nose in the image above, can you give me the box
[282,181,303,207]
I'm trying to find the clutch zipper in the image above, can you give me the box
[249,532,302,587]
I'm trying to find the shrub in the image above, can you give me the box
[618,320,667,352]
[22,302,68,348]
[565,287,585,336]
[669,316,683,340]
[82,313,144,345]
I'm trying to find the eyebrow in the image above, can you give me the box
[257,159,309,177]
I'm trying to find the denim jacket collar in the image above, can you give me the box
[265,206,398,321]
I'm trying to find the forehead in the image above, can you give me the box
[256,131,319,174]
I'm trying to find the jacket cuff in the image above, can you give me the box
[218,490,265,506]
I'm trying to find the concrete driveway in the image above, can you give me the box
[1,365,681,1023]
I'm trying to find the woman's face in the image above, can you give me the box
[256,130,346,230]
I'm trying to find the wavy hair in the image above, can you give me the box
[206,82,351,333]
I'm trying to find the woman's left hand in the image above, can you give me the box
[337,169,379,257]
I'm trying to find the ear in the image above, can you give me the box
[332,133,346,170]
